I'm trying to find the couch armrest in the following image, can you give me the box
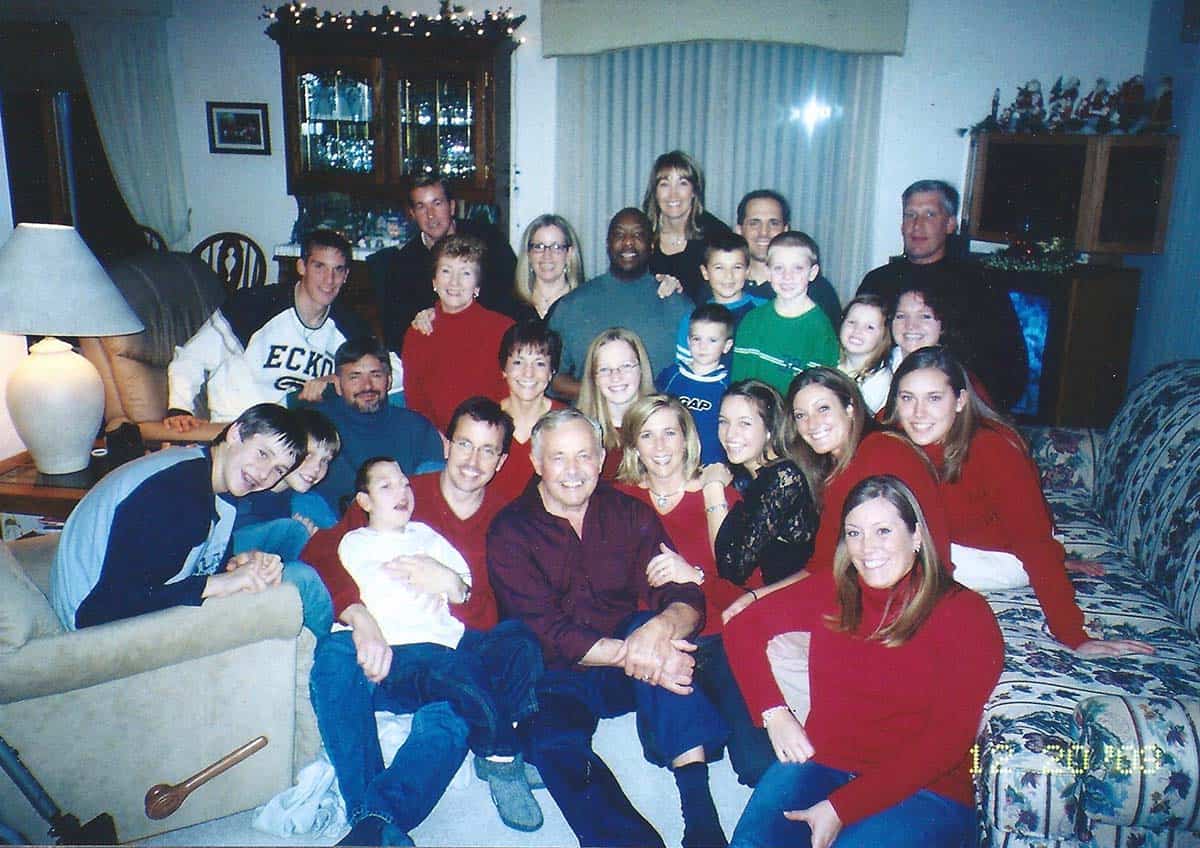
[0,583,301,703]
[1022,426,1103,501]
[1073,694,1200,831]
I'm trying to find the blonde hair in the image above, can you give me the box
[641,150,706,242]
[576,328,655,451]
[827,475,954,646]
[838,295,893,380]
[513,214,584,308]
[616,395,702,484]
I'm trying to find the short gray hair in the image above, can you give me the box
[530,407,603,460]
[902,180,959,217]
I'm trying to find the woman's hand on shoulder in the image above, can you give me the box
[700,462,733,489]
[411,307,436,336]
[1075,638,1156,658]
[784,800,842,848]
[654,274,683,299]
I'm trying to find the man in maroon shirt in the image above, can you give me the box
[487,407,730,848]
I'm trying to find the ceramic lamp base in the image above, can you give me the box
[6,337,104,474]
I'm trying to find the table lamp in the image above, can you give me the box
[0,223,144,474]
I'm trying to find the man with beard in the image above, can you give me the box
[297,336,444,514]
[547,208,693,400]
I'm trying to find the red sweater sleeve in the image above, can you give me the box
[828,589,1004,825]
[300,501,370,617]
[959,428,1087,648]
[723,571,831,721]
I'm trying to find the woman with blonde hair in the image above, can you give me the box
[576,327,655,479]
[643,150,731,304]
[512,213,585,321]
[725,474,1004,848]
[614,394,774,786]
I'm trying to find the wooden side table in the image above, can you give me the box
[0,450,105,520]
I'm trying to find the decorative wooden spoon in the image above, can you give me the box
[144,736,268,820]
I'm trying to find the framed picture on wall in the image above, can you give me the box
[206,102,271,155]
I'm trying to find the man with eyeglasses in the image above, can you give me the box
[295,336,446,515]
[300,396,547,838]
[547,208,693,400]
[366,176,519,353]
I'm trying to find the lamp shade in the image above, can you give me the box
[0,223,143,336]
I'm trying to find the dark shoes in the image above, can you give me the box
[473,754,544,832]
[337,815,414,847]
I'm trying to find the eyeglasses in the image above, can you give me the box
[528,242,569,254]
[595,361,640,380]
[450,438,502,460]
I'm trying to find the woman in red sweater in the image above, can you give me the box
[885,345,1153,657]
[721,367,947,624]
[614,393,774,787]
[490,321,565,504]
[726,475,1003,848]
[401,234,514,432]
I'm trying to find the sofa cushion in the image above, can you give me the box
[0,543,63,651]
[1024,426,1101,501]
[1074,694,1200,832]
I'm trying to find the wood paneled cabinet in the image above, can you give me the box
[274,37,513,208]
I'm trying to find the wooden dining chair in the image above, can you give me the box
[191,231,267,294]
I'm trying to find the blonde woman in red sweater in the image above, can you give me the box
[885,345,1154,658]
[725,475,1003,848]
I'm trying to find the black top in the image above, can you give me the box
[365,218,518,352]
[857,256,1028,412]
[715,459,819,586]
[649,210,732,305]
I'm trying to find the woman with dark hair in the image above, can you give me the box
[614,394,774,787]
[704,380,819,591]
[490,321,565,504]
[721,367,947,624]
[888,286,994,406]
[725,475,1004,848]
[643,150,732,304]
[885,345,1154,657]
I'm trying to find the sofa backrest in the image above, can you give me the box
[1095,360,1200,629]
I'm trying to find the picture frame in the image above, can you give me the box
[206,101,271,155]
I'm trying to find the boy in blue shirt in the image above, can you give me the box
[657,303,734,464]
[674,232,764,366]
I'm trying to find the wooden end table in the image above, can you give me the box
[0,450,107,520]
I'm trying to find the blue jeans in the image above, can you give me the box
[521,613,730,848]
[231,519,334,639]
[690,635,773,787]
[730,761,976,848]
[310,622,541,830]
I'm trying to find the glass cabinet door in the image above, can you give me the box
[297,67,379,177]
[396,75,477,180]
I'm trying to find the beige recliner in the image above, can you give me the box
[79,251,228,444]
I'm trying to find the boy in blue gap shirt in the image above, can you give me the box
[657,303,734,464]
[673,232,764,366]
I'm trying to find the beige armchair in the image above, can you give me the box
[80,251,228,444]
[0,536,320,842]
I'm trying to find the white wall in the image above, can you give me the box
[869,0,1151,267]
[166,0,558,270]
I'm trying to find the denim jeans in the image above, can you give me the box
[231,519,334,639]
[729,760,976,848]
[310,621,541,830]
[520,612,730,848]
[690,635,773,787]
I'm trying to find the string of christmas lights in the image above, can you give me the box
[263,1,526,45]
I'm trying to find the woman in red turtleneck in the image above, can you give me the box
[885,345,1154,658]
[401,234,513,432]
[725,475,1003,848]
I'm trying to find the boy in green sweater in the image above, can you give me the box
[730,231,839,394]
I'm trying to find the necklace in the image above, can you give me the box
[648,485,684,508]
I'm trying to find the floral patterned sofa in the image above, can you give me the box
[977,360,1200,847]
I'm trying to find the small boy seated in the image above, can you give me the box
[673,232,764,366]
[730,230,839,394]
[230,408,342,638]
[336,456,544,836]
[657,303,734,464]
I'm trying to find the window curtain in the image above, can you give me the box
[556,40,883,297]
[73,16,190,247]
